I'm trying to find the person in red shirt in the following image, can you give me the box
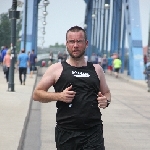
[3,49,11,82]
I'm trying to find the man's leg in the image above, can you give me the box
[30,65,34,78]
[19,67,23,84]
[23,68,27,85]
[82,125,105,150]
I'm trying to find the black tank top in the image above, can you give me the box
[53,61,102,129]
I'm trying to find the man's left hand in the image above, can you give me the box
[97,92,107,109]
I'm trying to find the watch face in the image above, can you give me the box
[107,100,110,103]
[107,100,111,107]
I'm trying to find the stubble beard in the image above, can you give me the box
[67,49,85,59]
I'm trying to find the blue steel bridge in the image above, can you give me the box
[20,0,145,80]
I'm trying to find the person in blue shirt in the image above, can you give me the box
[0,46,4,64]
[29,49,37,78]
[1,46,8,76]
[1,46,8,62]
[17,49,29,85]
[107,54,113,75]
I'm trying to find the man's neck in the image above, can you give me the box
[66,57,87,67]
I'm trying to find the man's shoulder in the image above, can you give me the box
[51,62,62,68]
[31,53,36,56]
[93,63,102,70]
[48,62,63,74]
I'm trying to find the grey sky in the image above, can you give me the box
[0,0,150,48]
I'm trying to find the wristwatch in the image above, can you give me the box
[106,100,111,107]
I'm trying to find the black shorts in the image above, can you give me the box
[30,64,35,71]
[114,68,120,73]
[55,125,105,150]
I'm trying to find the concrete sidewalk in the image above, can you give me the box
[110,70,147,89]
[0,66,37,150]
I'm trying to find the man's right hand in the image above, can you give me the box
[60,85,76,103]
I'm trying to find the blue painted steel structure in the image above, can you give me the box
[84,0,144,79]
[124,0,144,79]
[21,0,40,55]
[21,0,144,79]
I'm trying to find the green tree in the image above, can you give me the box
[0,13,11,47]
[0,12,22,52]
[16,18,22,53]
[49,42,66,48]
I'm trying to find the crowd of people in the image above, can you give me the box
[0,46,37,85]
[89,53,122,78]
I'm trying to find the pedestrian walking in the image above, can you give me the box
[90,53,98,64]
[113,56,122,78]
[29,49,37,78]
[0,46,4,65]
[1,46,8,62]
[1,46,8,77]
[62,52,68,62]
[3,49,11,82]
[49,51,53,65]
[17,49,29,85]
[143,59,150,92]
[144,54,147,68]
[98,55,102,66]
[33,26,111,150]
[101,54,107,73]
[107,54,113,75]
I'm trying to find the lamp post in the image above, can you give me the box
[38,0,50,49]
[105,2,110,57]
[101,0,110,56]
[24,0,28,52]
[8,0,18,91]
[92,13,96,54]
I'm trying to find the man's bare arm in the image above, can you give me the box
[32,63,76,103]
[94,64,111,108]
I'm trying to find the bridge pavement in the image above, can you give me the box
[0,65,150,150]
[0,65,36,150]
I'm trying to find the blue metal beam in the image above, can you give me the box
[21,0,39,54]
[84,0,144,79]
[124,0,144,79]
[84,0,93,60]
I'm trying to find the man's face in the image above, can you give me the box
[66,31,88,59]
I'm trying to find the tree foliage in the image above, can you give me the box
[0,12,22,51]
[0,13,11,47]
[49,42,66,48]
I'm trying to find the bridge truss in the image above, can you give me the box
[20,0,144,79]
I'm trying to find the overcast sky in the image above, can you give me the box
[0,0,150,48]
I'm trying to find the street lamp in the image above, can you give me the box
[8,0,18,92]
[43,21,46,25]
[43,0,50,6]
[105,4,110,9]
[38,0,50,49]
[43,11,48,16]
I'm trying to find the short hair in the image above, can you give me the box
[66,26,87,41]
[21,49,25,53]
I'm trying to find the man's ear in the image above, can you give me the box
[86,40,88,48]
